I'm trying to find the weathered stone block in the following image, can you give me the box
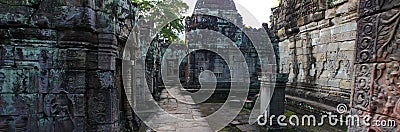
[368,113,400,131]
[333,22,357,34]
[98,33,118,48]
[36,117,55,132]
[55,48,87,69]
[327,42,339,51]
[352,63,375,112]
[0,0,137,130]
[0,94,39,115]
[370,61,400,117]
[0,0,40,6]
[87,89,119,124]
[317,78,329,86]
[335,2,351,15]
[327,0,348,8]
[97,71,115,89]
[5,28,58,41]
[48,117,86,132]
[44,94,85,117]
[96,12,116,34]
[37,48,56,69]
[98,52,116,70]
[328,78,341,88]
[338,40,355,51]
[0,69,20,93]
[48,70,86,94]
[319,27,332,44]
[312,11,325,22]
[356,14,377,63]
[358,0,400,17]
[39,0,94,8]
[87,123,120,132]
[0,45,14,66]
[375,8,400,63]
[58,30,98,44]
[93,0,117,13]
[317,19,332,29]
[0,4,34,27]
[33,6,95,31]
[0,68,40,94]
[332,30,357,42]
[13,46,41,61]
[339,79,352,89]
[325,8,336,19]
[315,53,327,62]
[331,22,357,42]
[337,50,354,61]
[47,69,63,93]
[0,115,32,131]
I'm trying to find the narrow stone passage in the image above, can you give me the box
[149,88,213,132]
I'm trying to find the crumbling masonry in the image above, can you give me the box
[0,0,138,131]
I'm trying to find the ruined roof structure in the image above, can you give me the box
[193,0,243,26]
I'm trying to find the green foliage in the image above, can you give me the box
[284,110,296,117]
[132,0,160,12]
[159,19,185,42]
[133,0,188,42]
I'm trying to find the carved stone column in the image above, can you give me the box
[0,0,137,131]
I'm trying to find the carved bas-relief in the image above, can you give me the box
[0,0,138,131]
[270,0,357,117]
[351,1,400,130]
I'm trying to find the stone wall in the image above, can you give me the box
[0,0,138,131]
[350,0,400,131]
[270,0,358,113]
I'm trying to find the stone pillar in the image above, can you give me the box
[0,0,137,131]
[350,0,400,131]
[267,73,289,127]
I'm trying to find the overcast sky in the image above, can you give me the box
[182,0,279,28]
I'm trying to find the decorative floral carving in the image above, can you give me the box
[353,64,374,111]
[89,92,107,124]
[357,15,377,63]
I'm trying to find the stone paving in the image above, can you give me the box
[149,88,213,132]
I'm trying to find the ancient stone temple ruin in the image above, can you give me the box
[0,0,399,131]
[270,0,358,114]
[184,0,262,93]
[0,0,139,131]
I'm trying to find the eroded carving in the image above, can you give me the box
[353,64,374,111]
[372,61,400,117]
[357,15,377,63]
